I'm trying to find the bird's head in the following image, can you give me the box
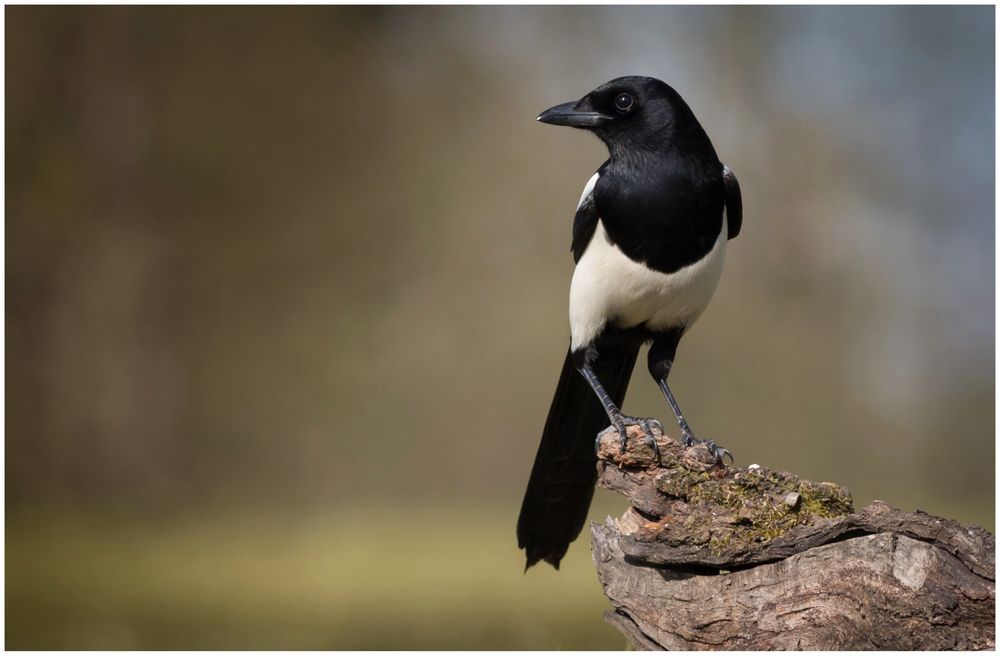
[537,76,700,155]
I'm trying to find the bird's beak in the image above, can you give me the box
[536,101,610,128]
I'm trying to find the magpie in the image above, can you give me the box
[517,76,743,570]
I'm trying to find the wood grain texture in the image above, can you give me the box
[590,425,995,650]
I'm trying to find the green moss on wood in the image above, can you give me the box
[648,460,854,557]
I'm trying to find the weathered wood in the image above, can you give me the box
[591,425,995,650]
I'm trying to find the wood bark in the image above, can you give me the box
[590,426,995,650]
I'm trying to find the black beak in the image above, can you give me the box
[536,101,610,128]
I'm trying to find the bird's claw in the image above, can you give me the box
[601,415,662,463]
[634,417,663,462]
[680,431,733,465]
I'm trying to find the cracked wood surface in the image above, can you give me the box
[590,425,995,650]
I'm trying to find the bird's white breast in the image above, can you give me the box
[569,175,727,350]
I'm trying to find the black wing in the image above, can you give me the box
[723,165,742,240]
[571,174,601,263]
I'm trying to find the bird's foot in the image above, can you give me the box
[680,430,733,465]
[597,415,663,462]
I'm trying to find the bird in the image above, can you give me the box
[516,76,743,570]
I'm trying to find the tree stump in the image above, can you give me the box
[591,426,995,650]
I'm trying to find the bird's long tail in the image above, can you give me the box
[516,347,639,570]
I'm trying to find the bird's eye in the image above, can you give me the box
[614,92,634,114]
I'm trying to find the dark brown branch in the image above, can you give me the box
[591,426,995,650]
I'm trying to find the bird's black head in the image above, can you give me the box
[537,76,705,156]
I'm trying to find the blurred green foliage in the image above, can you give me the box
[8,504,628,649]
[6,6,994,649]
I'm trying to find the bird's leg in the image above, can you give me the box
[576,359,660,459]
[656,377,695,443]
[649,334,732,465]
[656,372,732,464]
[577,362,627,450]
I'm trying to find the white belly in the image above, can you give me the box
[569,217,727,350]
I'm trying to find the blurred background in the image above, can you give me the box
[6,6,994,649]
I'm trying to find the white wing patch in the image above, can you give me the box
[569,213,728,350]
[576,172,599,210]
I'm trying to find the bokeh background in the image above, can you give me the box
[6,5,995,649]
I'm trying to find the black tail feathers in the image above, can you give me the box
[516,347,638,569]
